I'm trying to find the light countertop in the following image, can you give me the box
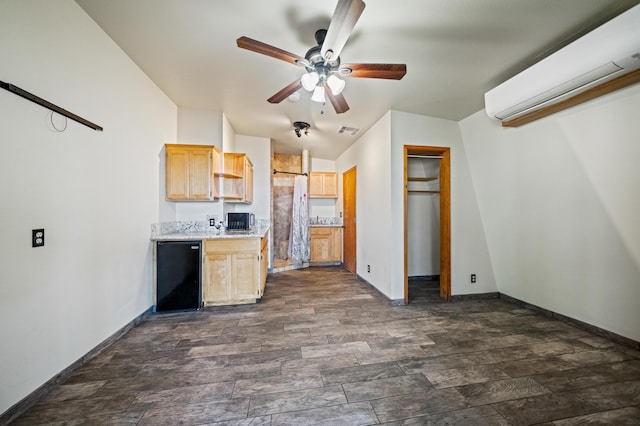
[151,225,269,241]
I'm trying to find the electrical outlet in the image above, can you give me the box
[32,229,45,247]
[470,274,476,283]
[207,215,218,226]
[367,264,370,273]
[339,212,343,218]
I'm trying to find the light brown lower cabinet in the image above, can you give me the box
[310,226,342,265]
[202,235,268,306]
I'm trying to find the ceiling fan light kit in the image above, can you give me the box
[301,72,319,91]
[311,85,326,103]
[236,0,406,115]
[327,74,346,95]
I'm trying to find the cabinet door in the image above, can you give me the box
[166,148,189,199]
[166,145,215,201]
[323,173,338,198]
[244,159,253,204]
[309,172,337,198]
[330,227,343,261]
[189,148,213,200]
[310,228,331,262]
[259,236,268,295]
[203,253,231,304]
[232,253,258,300]
[212,147,221,199]
[309,173,324,197]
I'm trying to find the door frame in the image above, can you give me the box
[342,165,357,274]
[404,145,451,302]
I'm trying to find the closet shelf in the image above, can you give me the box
[407,177,438,182]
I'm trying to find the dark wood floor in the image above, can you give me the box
[11,267,640,425]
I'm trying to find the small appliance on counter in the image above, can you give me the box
[227,212,255,231]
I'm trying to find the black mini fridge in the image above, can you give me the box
[156,241,201,312]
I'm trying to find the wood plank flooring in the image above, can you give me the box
[11,267,640,425]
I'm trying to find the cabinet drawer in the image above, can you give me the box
[311,227,332,236]
[204,238,259,253]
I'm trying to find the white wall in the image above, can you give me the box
[0,0,177,414]
[233,135,271,221]
[390,111,497,299]
[459,85,640,342]
[335,111,495,300]
[336,113,395,297]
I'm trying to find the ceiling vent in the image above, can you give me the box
[337,125,360,136]
[485,4,640,127]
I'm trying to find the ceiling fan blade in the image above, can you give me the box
[321,0,366,61]
[267,80,303,104]
[339,63,407,80]
[324,83,350,114]
[237,36,307,66]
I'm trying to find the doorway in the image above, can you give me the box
[343,166,357,274]
[404,146,451,302]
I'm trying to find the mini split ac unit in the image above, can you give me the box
[485,4,640,125]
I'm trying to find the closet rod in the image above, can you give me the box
[407,155,443,159]
[273,169,308,176]
[0,80,103,131]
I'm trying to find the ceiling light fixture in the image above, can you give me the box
[326,74,345,95]
[301,72,319,91]
[293,121,310,137]
[297,30,346,104]
[310,85,326,103]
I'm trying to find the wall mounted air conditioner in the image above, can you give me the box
[485,4,640,126]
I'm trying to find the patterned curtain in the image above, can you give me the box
[288,175,309,264]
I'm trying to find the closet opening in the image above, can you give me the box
[404,146,451,303]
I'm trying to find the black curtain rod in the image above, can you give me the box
[273,169,308,176]
[0,80,103,131]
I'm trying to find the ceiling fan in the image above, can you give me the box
[236,0,407,114]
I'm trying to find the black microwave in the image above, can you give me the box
[227,212,255,231]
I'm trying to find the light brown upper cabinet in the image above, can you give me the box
[165,144,220,201]
[222,153,253,204]
[309,171,337,198]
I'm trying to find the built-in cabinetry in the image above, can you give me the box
[165,144,254,203]
[309,172,337,198]
[221,153,253,203]
[165,144,220,201]
[202,235,268,306]
[310,226,342,265]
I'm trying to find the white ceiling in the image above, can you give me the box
[75,0,639,159]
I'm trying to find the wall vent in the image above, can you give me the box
[337,126,360,136]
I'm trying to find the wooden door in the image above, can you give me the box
[343,166,356,274]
